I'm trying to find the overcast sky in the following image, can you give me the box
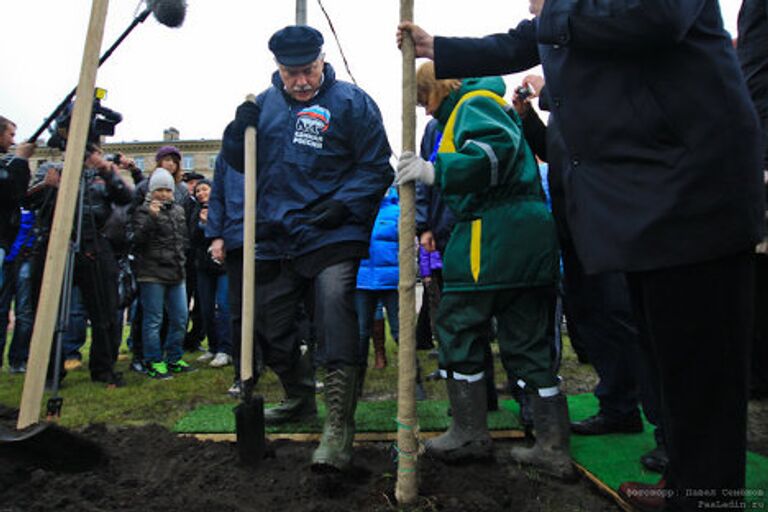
[1,1,741,152]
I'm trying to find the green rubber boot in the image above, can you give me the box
[508,392,576,480]
[264,352,317,426]
[424,378,493,460]
[311,365,359,472]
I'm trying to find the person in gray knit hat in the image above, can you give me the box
[131,167,192,380]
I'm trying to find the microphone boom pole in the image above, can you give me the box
[28,6,152,143]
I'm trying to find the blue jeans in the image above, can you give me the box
[62,286,87,361]
[354,289,399,366]
[196,271,232,355]
[0,258,34,366]
[140,281,187,363]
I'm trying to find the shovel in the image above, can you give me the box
[0,0,108,474]
[234,94,266,466]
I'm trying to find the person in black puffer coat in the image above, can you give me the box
[131,169,193,380]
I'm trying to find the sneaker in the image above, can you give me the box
[129,358,147,374]
[227,380,241,398]
[8,363,27,374]
[64,359,83,371]
[147,361,173,380]
[209,352,232,368]
[168,359,196,374]
[196,351,215,363]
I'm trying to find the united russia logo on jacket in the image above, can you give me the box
[293,105,331,149]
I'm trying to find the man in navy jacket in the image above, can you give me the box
[399,2,763,509]
[222,25,393,473]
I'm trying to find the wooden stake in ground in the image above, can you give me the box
[18,0,110,430]
[396,0,419,504]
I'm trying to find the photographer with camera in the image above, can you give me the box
[26,145,133,387]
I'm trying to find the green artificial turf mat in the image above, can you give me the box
[567,393,767,505]
[173,398,523,434]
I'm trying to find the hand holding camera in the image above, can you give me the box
[149,199,162,217]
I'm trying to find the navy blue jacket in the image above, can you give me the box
[739,0,768,168]
[434,1,764,274]
[221,63,393,260]
[357,187,399,290]
[205,154,244,251]
[415,118,456,253]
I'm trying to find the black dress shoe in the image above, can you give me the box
[618,479,667,512]
[571,412,644,435]
[640,445,669,473]
[92,371,126,388]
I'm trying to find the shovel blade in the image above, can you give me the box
[234,395,265,467]
[0,422,105,472]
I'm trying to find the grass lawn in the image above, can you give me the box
[0,326,590,431]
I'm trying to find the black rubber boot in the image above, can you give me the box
[425,378,493,461]
[312,365,360,472]
[264,352,317,426]
[508,392,576,480]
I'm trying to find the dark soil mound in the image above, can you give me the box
[0,422,619,512]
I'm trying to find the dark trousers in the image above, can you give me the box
[627,251,753,510]
[436,286,558,389]
[225,248,244,381]
[753,254,768,395]
[563,238,660,427]
[73,237,120,379]
[184,259,204,348]
[255,259,359,375]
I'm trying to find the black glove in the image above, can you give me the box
[307,200,350,229]
[233,100,260,133]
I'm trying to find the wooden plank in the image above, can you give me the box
[182,429,526,444]
[573,462,634,512]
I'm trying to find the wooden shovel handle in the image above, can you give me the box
[241,94,257,384]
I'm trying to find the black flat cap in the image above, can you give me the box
[268,25,324,66]
[182,171,205,182]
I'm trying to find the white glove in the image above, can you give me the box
[396,151,435,186]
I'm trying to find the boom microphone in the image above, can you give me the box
[147,0,187,28]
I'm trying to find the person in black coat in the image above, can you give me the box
[738,0,768,400]
[515,77,666,473]
[399,2,763,509]
[0,116,33,290]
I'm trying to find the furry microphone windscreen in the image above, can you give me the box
[148,0,187,28]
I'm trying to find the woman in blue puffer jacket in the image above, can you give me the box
[355,187,426,398]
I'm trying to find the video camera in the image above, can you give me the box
[47,87,122,151]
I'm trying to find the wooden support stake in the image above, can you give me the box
[18,0,110,430]
[395,0,419,504]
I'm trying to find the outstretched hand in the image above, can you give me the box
[529,0,546,16]
[397,21,435,60]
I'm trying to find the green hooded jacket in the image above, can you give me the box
[433,77,559,292]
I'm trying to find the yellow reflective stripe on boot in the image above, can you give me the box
[470,219,482,282]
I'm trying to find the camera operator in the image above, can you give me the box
[26,144,133,387]
[0,115,34,290]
